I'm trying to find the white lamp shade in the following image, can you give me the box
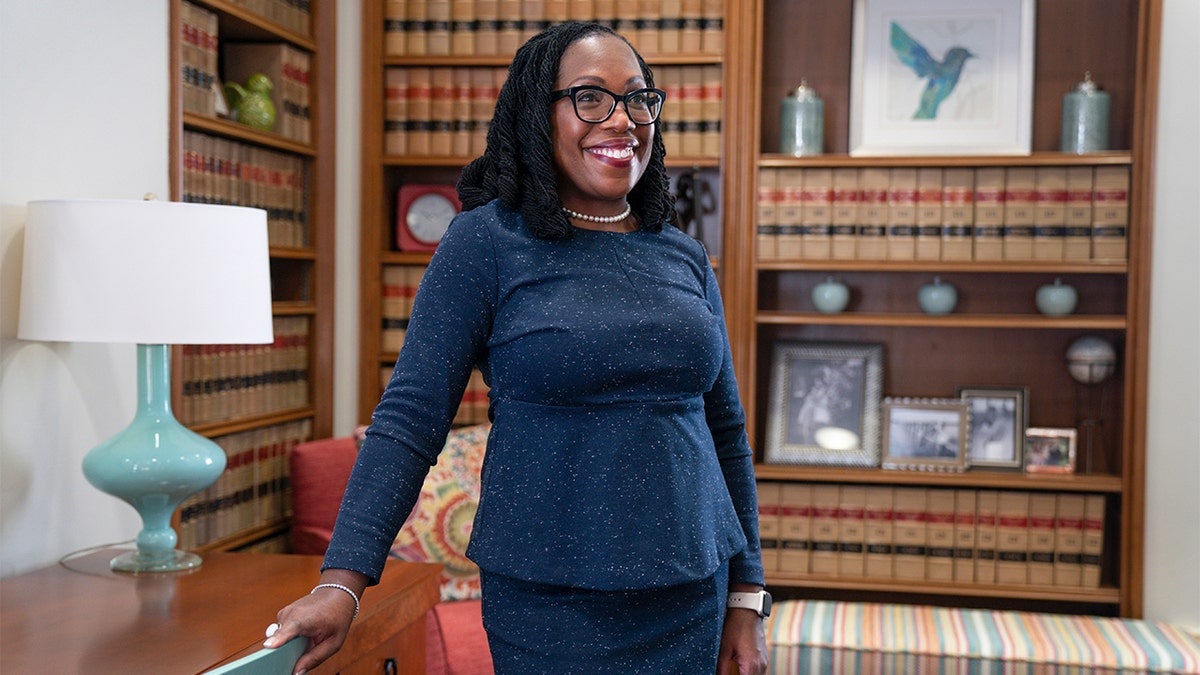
[18,199,274,345]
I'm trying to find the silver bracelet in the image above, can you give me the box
[311,583,360,621]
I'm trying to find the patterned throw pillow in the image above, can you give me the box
[389,423,490,601]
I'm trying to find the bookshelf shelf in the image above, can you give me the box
[170,0,334,554]
[755,311,1127,330]
[729,0,1159,616]
[753,464,1123,494]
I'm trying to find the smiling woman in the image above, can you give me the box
[265,21,769,675]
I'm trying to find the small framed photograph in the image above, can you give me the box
[849,0,1036,156]
[958,386,1027,470]
[881,397,969,472]
[764,341,884,467]
[1024,427,1078,473]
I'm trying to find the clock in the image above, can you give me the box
[396,184,460,251]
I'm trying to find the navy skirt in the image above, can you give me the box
[480,562,730,674]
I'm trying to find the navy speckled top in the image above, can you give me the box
[324,199,764,591]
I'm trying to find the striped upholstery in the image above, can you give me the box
[767,600,1200,674]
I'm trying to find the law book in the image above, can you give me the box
[701,0,724,54]
[405,0,429,56]
[450,0,475,55]
[655,66,681,153]
[471,68,501,157]
[381,265,416,353]
[426,0,452,55]
[680,0,703,52]
[1082,494,1106,587]
[974,490,999,583]
[808,484,840,576]
[830,167,860,259]
[757,481,782,573]
[915,168,943,260]
[180,1,220,117]
[756,167,779,261]
[520,0,546,44]
[497,0,522,55]
[1032,166,1068,260]
[863,486,894,578]
[429,68,455,155]
[636,0,662,56]
[1064,166,1095,260]
[452,68,473,157]
[592,0,616,28]
[475,0,500,56]
[941,168,975,261]
[926,489,956,582]
[779,483,812,575]
[406,67,433,156]
[953,489,977,583]
[801,168,833,260]
[973,168,1006,260]
[892,487,927,581]
[856,168,889,260]
[386,69,410,151]
[886,168,918,260]
[995,491,1030,585]
[659,0,682,54]
[1054,493,1086,586]
[837,485,867,578]
[701,65,723,158]
[384,0,407,55]
[1003,168,1037,260]
[568,0,596,22]
[774,168,804,261]
[679,66,705,157]
[1027,492,1058,585]
[1092,166,1130,261]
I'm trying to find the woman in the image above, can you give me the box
[266,22,769,674]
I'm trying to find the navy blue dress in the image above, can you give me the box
[324,200,763,669]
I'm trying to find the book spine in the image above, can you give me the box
[406,0,428,55]
[475,0,500,56]
[779,483,812,575]
[757,481,782,574]
[892,487,927,581]
[660,0,682,54]
[863,485,894,579]
[384,0,407,56]
[1054,492,1086,586]
[995,490,1031,585]
[974,490,999,583]
[679,65,704,157]
[1032,166,1068,260]
[973,168,1006,260]
[856,168,889,260]
[1092,166,1130,261]
[1003,167,1037,261]
[836,485,867,578]
[450,0,475,55]
[940,168,975,261]
[1063,166,1095,260]
[775,168,804,261]
[886,168,917,260]
[680,0,702,52]
[700,0,724,54]
[701,65,722,158]
[1081,493,1106,587]
[808,484,840,576]
[914,168,943,261]
[830,167,860,260]
[925,488,956,582]
[953,489,977,583]
[1027,492,1058,585]
[756,167,778,261]
[800,168,833,260]
[426,0,452,55]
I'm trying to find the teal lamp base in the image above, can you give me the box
[82,344,226,574]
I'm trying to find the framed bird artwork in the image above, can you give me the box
[849,0,1035,156]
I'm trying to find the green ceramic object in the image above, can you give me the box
[225,73,276,132]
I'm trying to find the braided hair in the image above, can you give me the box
[457,21,677,239]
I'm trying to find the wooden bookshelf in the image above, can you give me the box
[167,0,335,552]
[729,0,1160,617]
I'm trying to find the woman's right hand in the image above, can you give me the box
[263,570,369,675]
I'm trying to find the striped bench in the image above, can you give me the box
[766,600,1200,674]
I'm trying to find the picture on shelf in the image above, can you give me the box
[849,0,1035,155]
[958,386,1027,470]
[764,341,883,467]
[1024,427,1078,473]
[881,397,969,472]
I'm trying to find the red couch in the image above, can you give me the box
[290,432,493,674]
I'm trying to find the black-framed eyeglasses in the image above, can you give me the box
[550,85,667,125]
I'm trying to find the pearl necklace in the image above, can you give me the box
[562,203,632,224]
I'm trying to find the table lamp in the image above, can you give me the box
[17,199,273,573]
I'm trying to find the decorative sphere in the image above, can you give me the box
[918,277,957,315]
[1036,278,1078,316]
[812,277,850,313]
[1066,335,1117,383]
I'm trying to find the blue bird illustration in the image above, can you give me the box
[890,22,975,119]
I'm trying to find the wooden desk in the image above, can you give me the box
[0,550,441,674]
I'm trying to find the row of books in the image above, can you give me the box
[177,316,312,427]
[757,166,1130,263]
[224,42,314,144]
[177,418,312,550]
[225,0,312,38]
[182,130,311,248]
[758,483,1107,589]
[385,0,725,58]
[180,1,220,117]
[384,64,722,159]
[380,265,491,426]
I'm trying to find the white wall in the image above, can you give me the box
[0,0,1196,625]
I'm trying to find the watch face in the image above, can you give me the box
[407,193,457,244]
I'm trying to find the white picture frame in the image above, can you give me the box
[849,0,1036,156]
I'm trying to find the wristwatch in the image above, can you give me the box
[727,590,772,617]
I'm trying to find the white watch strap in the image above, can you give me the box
[727,591,766,615]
